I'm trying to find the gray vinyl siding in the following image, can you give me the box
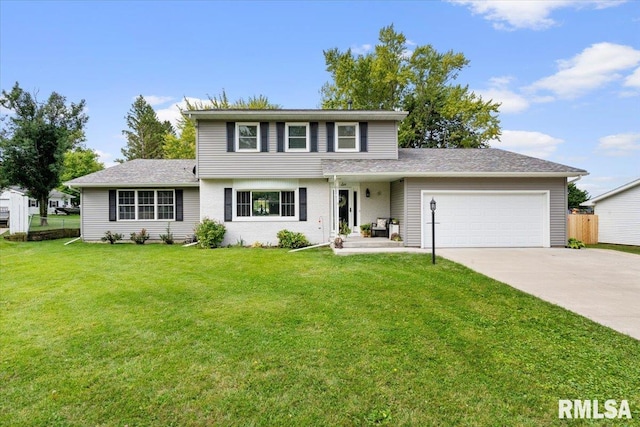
[390,179,406,240]
[197,120,398,179]
[79,187,200,241]
[404,177,567,247]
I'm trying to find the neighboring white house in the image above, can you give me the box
[582,178,640,246]
[0,187,75,216]
[0,187,77,234]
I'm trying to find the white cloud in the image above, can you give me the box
[449,0,626,31]
[351,44,372,55]
[596,132,640,156]
[155,97,211,128]
[95,150,118,168]
[475,76,530,113]
[491,130,563,158]
[624,67,640,88]
[527,42,640,99]
[139,95,174,106]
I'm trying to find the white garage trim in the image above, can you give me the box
[420,190,550,248]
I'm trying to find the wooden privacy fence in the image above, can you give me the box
[567,214,598,244]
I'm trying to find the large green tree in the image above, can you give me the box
[0,82,88,225]
[119,95,173,161]
[568,182,590,210]
[163,91,280,159]
[60,148,104,202]
[321,25,501,148]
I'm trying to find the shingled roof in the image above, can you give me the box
[322,148,587,179]
[65,159,198,188]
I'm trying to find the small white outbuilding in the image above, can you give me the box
[582,178,640,246]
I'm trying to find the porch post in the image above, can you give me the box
[334,175,340,237]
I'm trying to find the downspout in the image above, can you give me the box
[568,176,582,184]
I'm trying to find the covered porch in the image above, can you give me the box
[327,176,404,244]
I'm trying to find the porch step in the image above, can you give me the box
[340,236,404,248]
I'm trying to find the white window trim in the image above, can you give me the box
[335,122,360,152]
[233,189,298,222]
[117,189,176,221]
[285,122,310,152]
[235,122,260,152]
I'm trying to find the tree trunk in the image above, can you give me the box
[39,195,48,226]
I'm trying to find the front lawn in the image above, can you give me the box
[28,214,80,231]
[1,240,638,425]
[587,243,640,256]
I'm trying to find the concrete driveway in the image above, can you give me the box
[437,248,640,341]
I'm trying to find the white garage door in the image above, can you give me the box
[422,191,549,248]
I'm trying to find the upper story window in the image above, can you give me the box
[336,123,359,152]
[117,189,175,221]
[285,123,309,152]
[236,123,260,152]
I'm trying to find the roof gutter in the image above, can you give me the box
[64,182,201,189]
[322,171,590,179]
[185,110,409,122]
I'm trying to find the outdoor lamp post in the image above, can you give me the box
[430,198,436,264]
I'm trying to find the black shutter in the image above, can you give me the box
[175,189,183,221]
[224,188,232,222]
[226,122,235,152]
[109,190,116,221]
[310,122,318,152]
[359,122,368,152]
[260,122,269,152]
[276,122,285,152]
[326,122,335,152]
[299,187,307,222]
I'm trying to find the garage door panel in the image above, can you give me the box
[423,192,547,248]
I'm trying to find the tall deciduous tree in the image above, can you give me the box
[0,82,88,225]
[120,95,173,161]
[60,148,104,202]
[163,91,280,159]
[163,116,196,159]
[321,25,501,148]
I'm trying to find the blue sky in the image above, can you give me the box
[1,0,638,197]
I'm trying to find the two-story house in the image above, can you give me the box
[67,109,587,248]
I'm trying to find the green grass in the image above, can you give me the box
[1,239,639,426]
[28,214,80,231]
[587,243,640,256]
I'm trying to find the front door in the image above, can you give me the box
[335,188,358,235]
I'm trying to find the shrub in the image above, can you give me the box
[567,237,585,249]
[130,228,150,245]
[277,229,310,249]
[194,218,226,248]
[101,231,123,244]
[159,223,174,245]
